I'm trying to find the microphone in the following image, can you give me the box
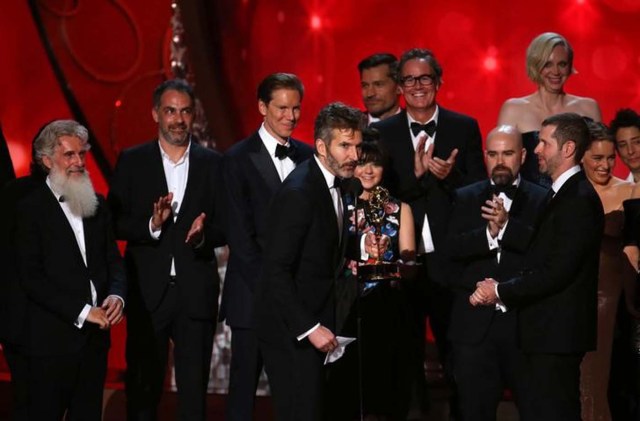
[340,177,363,197]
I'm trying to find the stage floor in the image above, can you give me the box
[0,381,519,421]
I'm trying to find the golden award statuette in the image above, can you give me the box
[359,186,400,282]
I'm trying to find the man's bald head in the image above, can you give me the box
[484,125,526,186]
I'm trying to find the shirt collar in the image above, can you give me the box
[314,155,337,190]
[259,123,290,156]
[158,139,191,165]
[552,165,581,194]
[45,176,62,201]
[407,105,439,127]
[368,107,401,125]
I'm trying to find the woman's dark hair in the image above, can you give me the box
[358,128,388,167]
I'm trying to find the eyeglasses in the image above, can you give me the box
[400,73,435,87]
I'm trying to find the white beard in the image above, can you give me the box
[49,166,98,218]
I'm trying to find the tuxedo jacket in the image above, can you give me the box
[0,176,41,347]
[255,158,346,342]
[372,107,486,282]
[14,182,126,356]
[498,171,604,353]
[220,132,313,328]
[108,141,225,319]
[446,179,547,344]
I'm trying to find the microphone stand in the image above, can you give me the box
[342,178,365,421]
[353,191,364,421]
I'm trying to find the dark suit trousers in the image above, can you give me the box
[452,310,524,421]
[226,327,264,421]
[519,352,584,421]
[125,281,215,421]
[27,339,108,421]
[260,336,326,421]
[3,343,29,421]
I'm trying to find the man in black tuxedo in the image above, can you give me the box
[472,113,604,421]
[220,73,313,421]
[108,79,226,421]
[0,126,49,421]
[255,102,364,420]
[358,53,401,124]
[372,47,486,402]
[13,119,126,420]
[446,126,547,420]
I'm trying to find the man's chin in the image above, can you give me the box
[339,167,356,178]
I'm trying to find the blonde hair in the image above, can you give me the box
[526,32,574,84]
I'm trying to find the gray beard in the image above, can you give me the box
[50,167,98,218]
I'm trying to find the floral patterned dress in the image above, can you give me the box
[327,194,419,420]
[345,195,401,291]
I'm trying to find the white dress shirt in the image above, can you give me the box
[259,123,296,181]
[407,106,439,254]
[149,141,191,277]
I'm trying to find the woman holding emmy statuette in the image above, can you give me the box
[326,138,421,421]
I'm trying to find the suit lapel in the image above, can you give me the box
[509,184,528,218]
[82,214,96,270]
[433,107,455,159]
[250,134,282,192]
[309,159,340,242]
[43,187,89,271]
[393,111,417,176]
[178,143,200,225]
[152,141,170,195]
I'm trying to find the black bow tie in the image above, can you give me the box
[492,184,517,199]
[275,143,296,160]
[333,177,342,189]
[410,121,437,137]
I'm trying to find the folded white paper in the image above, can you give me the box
[324,336,356,365]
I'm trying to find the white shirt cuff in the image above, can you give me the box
[297,323,320,341]
[486,227,500,250]
[486,220,509,249]
[74,304,92,329]
[107,294,126,309]
[149,217,161,239]
[360,235,369,261]
[494,284,507,312]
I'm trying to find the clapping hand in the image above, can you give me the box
[481,195,508,237]
[151,193,174,231]
[186,212,206,245]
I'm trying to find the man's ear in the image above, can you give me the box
[563,140,576,158]
[152,107,159,123]
[316,138,327,158]
[42,155,53,171]
[258,100,268,117]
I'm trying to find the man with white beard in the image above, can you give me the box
[13,119,126,420]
